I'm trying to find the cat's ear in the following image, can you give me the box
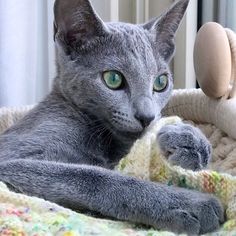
[143,0,189,62]
[54,0,108,52]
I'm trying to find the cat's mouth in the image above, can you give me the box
[93,116,146,142]
[116,129,143,140]
[107,124,144,142]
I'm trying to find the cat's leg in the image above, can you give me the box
[0,159,223,234]
[157,123,211,171]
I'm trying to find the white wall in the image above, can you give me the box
[0,0,37,106]
[202,0,236,31]
[174,0,198,89]
[227,0,236,31]
[0,0,55,106]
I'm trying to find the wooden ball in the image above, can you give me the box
[194,22,232,98]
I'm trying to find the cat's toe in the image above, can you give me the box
[156,209,201,234]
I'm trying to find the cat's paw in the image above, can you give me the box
[157,123,211,170]
[156,191,224,234]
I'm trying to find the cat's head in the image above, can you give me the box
[53,0,189,141]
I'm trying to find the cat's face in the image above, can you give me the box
[54,0,189,141]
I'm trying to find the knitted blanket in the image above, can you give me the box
[1,91,236,235]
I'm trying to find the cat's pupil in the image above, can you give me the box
[154,75,168,92]
[157,77,164,86]
[103,71,123,90]
[111,74,118,82]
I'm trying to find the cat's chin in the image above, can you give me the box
[111,128,144,143]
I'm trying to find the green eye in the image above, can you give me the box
[103,71,123,90]
[154,74,168,92]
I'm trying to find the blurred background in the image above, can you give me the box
[0,0,236,107]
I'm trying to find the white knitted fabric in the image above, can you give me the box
[0,105,34,134]
[1,89,236,175]
[163,89,236,175]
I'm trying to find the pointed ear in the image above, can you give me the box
[143,0,189,62]
[54,0,108,52]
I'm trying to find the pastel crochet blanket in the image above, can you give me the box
[0,113,236,235]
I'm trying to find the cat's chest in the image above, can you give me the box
[42,118,132,169]
[64,123,130,169]
[77,131,128,169]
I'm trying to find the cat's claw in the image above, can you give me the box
[157,123,212,171]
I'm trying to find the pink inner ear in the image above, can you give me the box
[66,32,76,45]
[66,28,87,44]
[78,28,87,34]
[66,25,98,46]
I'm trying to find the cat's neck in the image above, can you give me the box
[78,108,132,168]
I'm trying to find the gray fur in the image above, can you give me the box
[0,0,224,234]
[157,123,212,171]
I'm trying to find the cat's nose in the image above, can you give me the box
[134,113,155,128]
[132,96,156,128]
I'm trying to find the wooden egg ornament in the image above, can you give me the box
[194,22,236,98]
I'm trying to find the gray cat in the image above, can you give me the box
[0,0,224,234]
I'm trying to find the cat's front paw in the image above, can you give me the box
[157,123,211,170]
[155,190,224,234]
